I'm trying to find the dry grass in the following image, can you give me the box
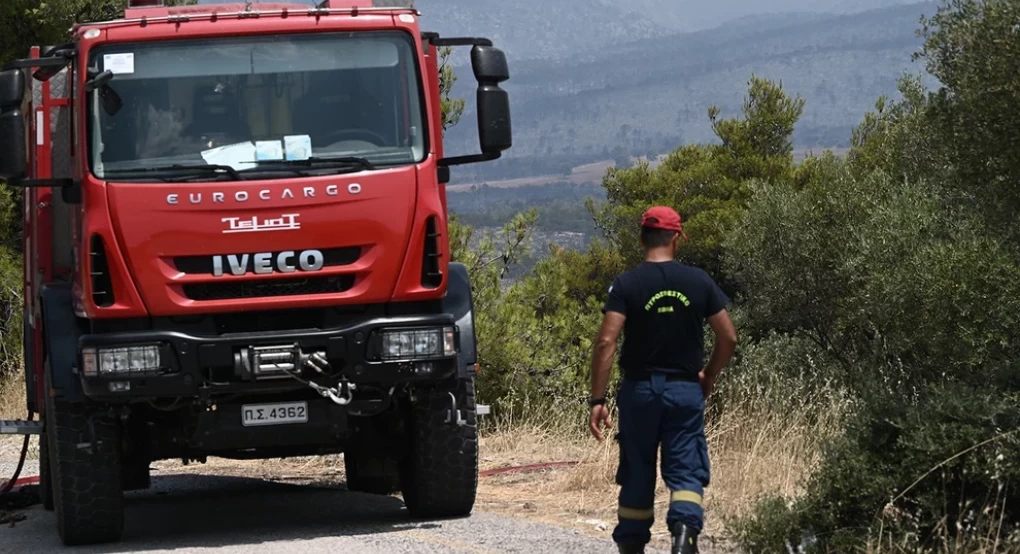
[864,526,1020,554]
[0,371,25,420]
[864,539,1020,554]
[0,372,38,464]
[861,482,1020,554]
[475,395,845,551]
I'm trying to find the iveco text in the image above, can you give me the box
[166,183,362,205]
[211,249,325,277]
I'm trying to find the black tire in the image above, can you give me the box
[45,369,124,546]
[399,376,478,518]
[344,450,399,495]
[38,429,54,511]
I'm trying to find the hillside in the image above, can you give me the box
[442,2,940,183]
[419,0,918,61]
[609,0,919,32]
[417,0,668,62]
[198,0,921,63]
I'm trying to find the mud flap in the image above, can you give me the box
[41,284,85,403]
[443,262,477,379]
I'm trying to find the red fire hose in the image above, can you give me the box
[479,461,578,477]
[4,419,577,490]
[0,409,34,495]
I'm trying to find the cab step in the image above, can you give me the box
[0,420,43,435]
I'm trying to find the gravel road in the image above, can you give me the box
[1,473,671,553]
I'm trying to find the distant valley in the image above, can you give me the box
[430,2,940,184]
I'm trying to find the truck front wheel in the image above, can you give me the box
[44,369,124,545]
[399,375,478,518]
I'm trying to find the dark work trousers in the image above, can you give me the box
[612,373,710,546]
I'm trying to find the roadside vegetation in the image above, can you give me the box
[1,1,1019,552]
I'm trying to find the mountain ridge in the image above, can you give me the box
[441,2,940,183]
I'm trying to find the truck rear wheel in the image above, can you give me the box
[399,375,478,518]
[44,369,124,545]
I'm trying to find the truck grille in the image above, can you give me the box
[182,275,356,301]
[173,247,361,275]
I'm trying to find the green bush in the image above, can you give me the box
[725,150,1020,550]
[728,159,1020,388]
[0,184,21,382]
[722,3,1020,543]
[473,242,616,420]
[729,360,1020,552]
[728,496,804,554]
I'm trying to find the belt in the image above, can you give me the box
[624,371,699,383]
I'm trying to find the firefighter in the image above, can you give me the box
[588,206,738,554]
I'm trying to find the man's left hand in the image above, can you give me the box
[589,404,612,441]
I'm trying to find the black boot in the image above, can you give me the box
[670,523,699,554]
[616,542,645,554]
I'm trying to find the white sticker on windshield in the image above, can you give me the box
[284,135,312,161]
[202,142,257,171]
[103,53,135,75]
[256,141,284,161]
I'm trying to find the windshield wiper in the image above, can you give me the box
[104,164,243,181]
[250,155,376,172]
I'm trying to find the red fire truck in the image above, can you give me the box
[0,0,511,545]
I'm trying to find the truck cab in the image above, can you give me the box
[0,0,511,545]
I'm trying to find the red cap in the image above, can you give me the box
[641,206,688,239]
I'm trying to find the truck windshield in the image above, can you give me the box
[87,31,426,180]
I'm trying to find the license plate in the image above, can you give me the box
[241,401,308,427]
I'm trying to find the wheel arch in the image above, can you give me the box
[443,262,477,378]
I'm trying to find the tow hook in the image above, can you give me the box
[310,379,356,406]
[446,391,467,427]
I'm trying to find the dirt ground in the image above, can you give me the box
[3,371,812,553]
[131,428,737,553]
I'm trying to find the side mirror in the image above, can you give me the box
[431,36,513,168]
[0,69,27,182]
[471,46,511,155]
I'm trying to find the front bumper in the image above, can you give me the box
[77,313,460,402]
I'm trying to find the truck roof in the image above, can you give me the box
[81,1,417,30]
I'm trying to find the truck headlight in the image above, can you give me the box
[82,345,163,377]
[379,327,456,360]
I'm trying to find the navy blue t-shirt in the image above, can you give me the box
[602,261,729,376]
